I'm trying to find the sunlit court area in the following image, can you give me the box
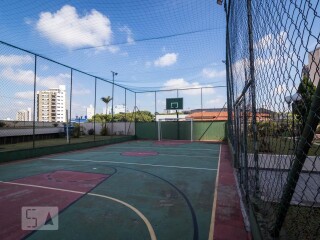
[0,1,319,239]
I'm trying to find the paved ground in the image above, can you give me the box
[214,144,249,240]
[0,140,224,240]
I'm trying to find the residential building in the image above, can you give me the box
[16,107,32,121]
[187,111,228,121]
[187,109,270,121]
[107,104,126,114]
[156,114,188,121]
[86,104,95,119]
[190,108,228,114]
[37,85,67,122]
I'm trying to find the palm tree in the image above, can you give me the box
[100,96,112,135]
[101,96,112,115]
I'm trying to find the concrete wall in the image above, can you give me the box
[0,122,135,137]
[0,127,63,137]
[81,122,135,135]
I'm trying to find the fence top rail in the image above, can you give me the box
[134,85,226,93]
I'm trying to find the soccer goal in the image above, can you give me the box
[157,118,193,141]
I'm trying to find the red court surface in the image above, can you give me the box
[0,171,109,240]
[214,144,250,240]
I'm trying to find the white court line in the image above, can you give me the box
[0,181,157,240]
[103,146,220,151]
[160,153,218,158]
[208,144,222,240]
[86,151,218,159]
[40,158,218,171]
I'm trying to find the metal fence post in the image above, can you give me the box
[69,69,73,144]
[201,88,203,120]
[272,82,320,237]
[125,89,127,135]
[32,55,37,149]
[134,93,137,121]
[246,0,260,195]
[155,91,157,116]
[94,77,97,141]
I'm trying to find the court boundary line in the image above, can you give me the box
[40,158,218,171]
[208,144,222,240]
[0,180,157,240]
[87,151,218,159]
[103,146,220,151]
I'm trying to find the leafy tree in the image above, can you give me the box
[100,96,113,134]
[90,114,111,123]
[89,111,155,123]
[293,76,316,135]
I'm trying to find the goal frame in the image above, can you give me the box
[157,118,193,142]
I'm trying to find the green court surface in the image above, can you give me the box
[0,140,220,240]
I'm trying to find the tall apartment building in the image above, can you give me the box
[86,104,95,119]
[37,85,67,122]
[16,107,32,121]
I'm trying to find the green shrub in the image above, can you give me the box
[73,124,80,138]
[100,127,108,136]
[256,121,289,137]
[0,121,5,128]
[88,128,95,135]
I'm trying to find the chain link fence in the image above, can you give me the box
[225,0,320,239]
[0,39,227,153]
[0,41,136,153]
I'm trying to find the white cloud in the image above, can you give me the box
[38,73,70,89]
[36,5,113,50]
[119,26,134,45]
[73,88,91,95]
[162,78,215,95]
[41,65,49,71]
[0,55,33,66]
[106,46,120,53]
[206,98,226,107]
[154,53,178,67]
[145,61,152,67]
[1,68,34,84]
[121,52,129,57]
[202,68,226,78]
[254,31,287,49]
[274,84,289,94]
[1,68,70,89]
[14,91,34,100]
[15,101,29,106]
[24,18,33,25]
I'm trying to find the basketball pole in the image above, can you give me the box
[176,110,180,140]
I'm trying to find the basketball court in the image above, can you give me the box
[0,140,224,240]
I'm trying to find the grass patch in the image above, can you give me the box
[281,205,320,239]
[247,136,319,156]
[252,200,320,239]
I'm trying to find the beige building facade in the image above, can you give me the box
[37,85,67,122]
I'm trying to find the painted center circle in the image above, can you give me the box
[121,151,158,157]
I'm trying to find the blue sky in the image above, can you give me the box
[0,0,227,119]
